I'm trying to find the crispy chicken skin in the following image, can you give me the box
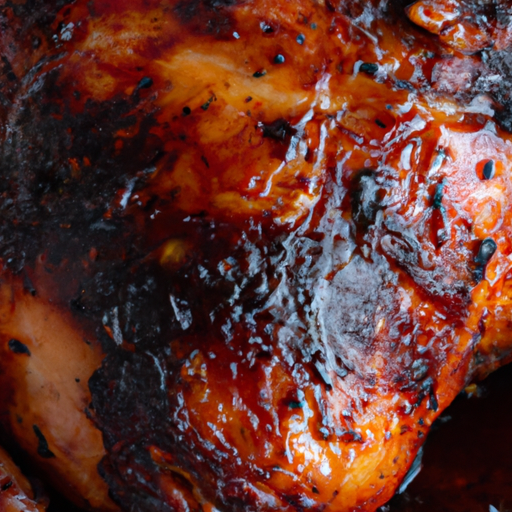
[0,0,512,511]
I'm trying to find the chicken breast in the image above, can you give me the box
[0,0,511,511]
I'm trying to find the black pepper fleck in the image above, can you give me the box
[182,106,191,116]
[273,54,285,64]
[296,33,305,45]
[253,70,267,78]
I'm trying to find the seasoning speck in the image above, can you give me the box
[359,62,379,75]
[182,106,191,116]
[253,70,267,78]
[482,159,495,180]
[273,54,285,64]
[137,76,153,90]
[296,33,305,45]
[201,96,215,111]
[475,238,497,266]
[233,31,240,39]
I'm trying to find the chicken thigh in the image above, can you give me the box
[0,1,512,511]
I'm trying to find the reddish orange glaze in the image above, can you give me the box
[0,1,511,511]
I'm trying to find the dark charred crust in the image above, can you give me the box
[174,0,242,39]
[0,60,164,274]
[484,49,512,133]
[260,118,296,142]
[33,425,55,459]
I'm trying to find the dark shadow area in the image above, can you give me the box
[386,363,512,512]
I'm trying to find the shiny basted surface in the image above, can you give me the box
[0,0,511,511]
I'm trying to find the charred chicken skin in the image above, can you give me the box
[0,0,512,511]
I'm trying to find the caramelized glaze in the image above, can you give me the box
[0,1,511,511]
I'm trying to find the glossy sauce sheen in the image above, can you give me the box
[0,1,512,511]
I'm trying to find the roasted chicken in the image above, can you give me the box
[0,0,512,511]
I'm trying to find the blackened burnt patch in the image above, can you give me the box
[72,260,180,350]
[1,56,17,83]
[33,425,55,458]
[261,118,296,142]
[480,49,512,133]
[174,0,242,39]
[88,351,184,510]
[8,339,30,355]
[89,351,170,450]
[260,118,297,160]
[0,64,163,272]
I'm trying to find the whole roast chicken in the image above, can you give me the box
[0,0,512,511]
